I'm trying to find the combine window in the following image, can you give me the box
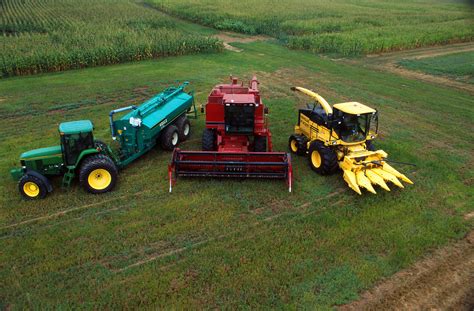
[225,104,255,134]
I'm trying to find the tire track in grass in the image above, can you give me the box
[112,190,349,273]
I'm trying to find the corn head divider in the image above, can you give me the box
[168,149,292,192]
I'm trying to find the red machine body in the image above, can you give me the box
[168,76,292,192]
[204,75,272,152]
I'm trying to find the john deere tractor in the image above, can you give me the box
[10,82,195,199]
[10,120,118,199]
[288,87,413,194]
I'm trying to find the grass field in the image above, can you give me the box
[1,39,473,308]
[398,51,474,83]
[0,0,221,77]
[148,0,474,55]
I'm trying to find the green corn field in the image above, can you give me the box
[0,0,222,77]
[148,0,474,56]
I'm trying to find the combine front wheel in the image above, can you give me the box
[202,128,216,151]
[254,136,267,152]
[308,141,338,175]
[79,154,118,194]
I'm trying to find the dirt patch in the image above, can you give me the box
[345,42,474,94]
[340,230,474,311]
[214,31,270,52]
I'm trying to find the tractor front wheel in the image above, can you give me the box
[202,128,216,151]
[288,134,308,155]
[18,174,48,199]
[254,136,267,152]
[161,125,180,151]
[79,154,118,194]
[308,141,338,175]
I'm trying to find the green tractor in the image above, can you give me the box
[11,120,118,199]
[10,82,195,199]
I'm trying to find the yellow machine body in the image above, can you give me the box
[290,87,413,194]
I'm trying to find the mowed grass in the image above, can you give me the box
[147,0,474,55]
[0,0,222,77]
[398,51,474,83]
[0,41,473,308]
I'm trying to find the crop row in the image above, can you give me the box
[0,0,222,77]
[147,0,474,55]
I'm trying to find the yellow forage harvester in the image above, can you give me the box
[288,87,413,194]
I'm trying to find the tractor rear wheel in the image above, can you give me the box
[308,141,338,175]
[254,136,267,152]
[79,154,118,194]
[161,125,180,151]
[175,116,191,141]
[288,134,308,155]
[18,174,48,199]
[202,128,216,151]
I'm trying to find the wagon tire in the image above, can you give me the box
[175,116,191,141]
[161,125,180,151]
[18,174,48,200]
[79,154,118,194]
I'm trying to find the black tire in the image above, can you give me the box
[160,125,180,151]
[366,140,376,151]
[202,128,216,151]
[79,154,118,194]
[288,134,308,156]
[175,115,191,141]
[18,174,48,200]
[307,141,338,175]
[254,136,267,152]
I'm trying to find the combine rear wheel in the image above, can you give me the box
[161,125,180,151]
[18,174,48,199]
[79,154,118,194]
[175,116,191,141]
[308,141,338,175]
[202,128,216,151]
[288,134,307,155]
[254,136,267,152]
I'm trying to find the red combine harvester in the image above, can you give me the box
[168,75,292,192]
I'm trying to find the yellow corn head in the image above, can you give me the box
[288,87,413,194]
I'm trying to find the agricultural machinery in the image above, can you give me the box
[288,86,413,194]
[11,83,195,199]
[168,76,292,192]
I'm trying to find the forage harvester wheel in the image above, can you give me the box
[307,141,338,175]
[79,154,118,194]
[288,134,308,156]
[18,174,48,199]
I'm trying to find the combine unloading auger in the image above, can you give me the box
[288,86,413,194]
[169,76,292,192]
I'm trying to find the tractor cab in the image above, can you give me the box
[59,120,95,166]
[332,102,378,143]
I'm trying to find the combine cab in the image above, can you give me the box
[168,76,292,192]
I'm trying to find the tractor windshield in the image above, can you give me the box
[334,110,369,143]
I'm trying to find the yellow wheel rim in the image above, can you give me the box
[290,139,298,152]
[311,150,322,168]
[23,182,40,197]
[88,169,112,190]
